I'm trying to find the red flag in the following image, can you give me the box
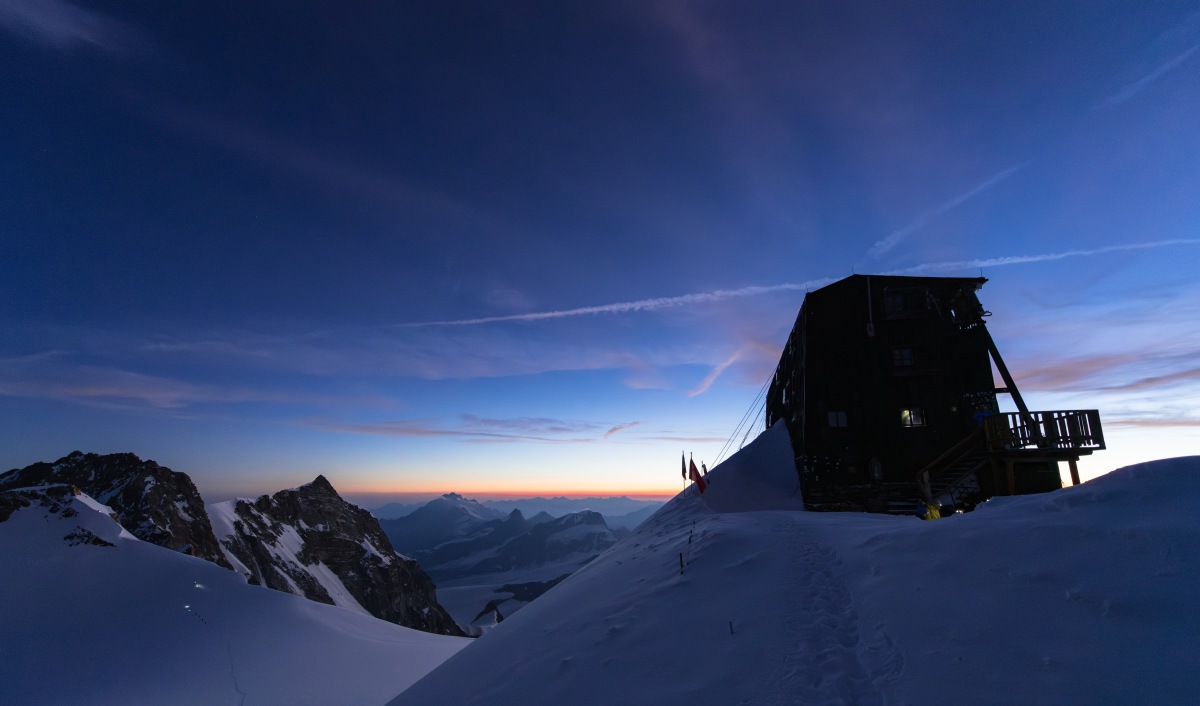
[689,458,707,493]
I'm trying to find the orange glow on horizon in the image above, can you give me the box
[338,486,681,502]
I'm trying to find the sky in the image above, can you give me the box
[1,0,1198,502]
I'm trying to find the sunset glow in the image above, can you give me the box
[2,2,1197,500]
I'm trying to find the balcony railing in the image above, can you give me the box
[983,410,1105,453]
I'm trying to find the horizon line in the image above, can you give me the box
[336,489,681,503]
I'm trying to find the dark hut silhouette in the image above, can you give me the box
[765,275,1105,514]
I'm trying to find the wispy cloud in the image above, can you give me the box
[1016,353,1147,391]
[1103,366,1200,392]
[306,415,612,444]
[157,108,488,226]
[1096,43,1200,109]
[1107,418,1200,428]
[604,421,641,439]
[886,239,1200,276]
[640,435,728,444]
[867,163,1026,259]
[688,348,744,397]
[0,352,384,411]
[399,279,835,328]
[0,0,143,54]
[398,239,1200,330]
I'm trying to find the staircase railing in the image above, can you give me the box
[913,428,986,505]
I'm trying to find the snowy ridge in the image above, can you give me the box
[393,425,1200,704]
[0,486,468,705]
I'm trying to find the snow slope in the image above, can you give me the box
[0,487,468,705]
[393,423,1200,705]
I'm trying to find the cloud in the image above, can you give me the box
[396,238,1200,332]
[1106,419,1200,428]
[1099,43,1200,109]
[0,351,383,412]
[1102,366,1200,392]
[688,348,744,397]
[886,239,1200,277]
[0,0,142,54]
[639,435,728,444]
[399,278,835,328]
[604,421,641,439]
[459,415,602,436]
[867,163,1026,259]
[156,108,487,226]
[1015,353,1147,391]
[305,416,606,444]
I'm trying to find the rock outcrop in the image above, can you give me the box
[0,452,231,568]
[209,476,463,636]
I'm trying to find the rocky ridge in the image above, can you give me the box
[0,452,231,568]
[209,476,463,636]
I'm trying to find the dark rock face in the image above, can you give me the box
[0,452,231,569]
[0,484,80,523]
[214,476,463,636]
[1,485,116,548]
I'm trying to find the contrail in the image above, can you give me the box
[399,239,1200,327]
[1095,42,1200,110]
[884,239,1200,276]
[395,278,835,327]
[867,163,1027,259]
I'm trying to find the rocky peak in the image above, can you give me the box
[0,452,231,569]
[211,477,463,636]
[301,474,338,496]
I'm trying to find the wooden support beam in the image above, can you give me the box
[1005,460,1016,495]
[1068,458,1081,486]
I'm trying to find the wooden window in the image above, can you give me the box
[892,348,915,367]
[900,408,925,427]
[827,411,847,427]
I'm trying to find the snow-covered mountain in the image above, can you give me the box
[482,495,663,519]
[208,475,463,636]
[0,483,468,705]
[392,424,1200,705]
[382,496,620,633]
[380,492,507,555]
[0,451,231,568]
[604,503,660,530]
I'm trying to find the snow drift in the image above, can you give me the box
[393,423,1200,705]
[0,485,468,705]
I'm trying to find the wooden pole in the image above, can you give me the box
[1068,458,1081,486]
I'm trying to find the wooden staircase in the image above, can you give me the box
[915,428,989,513]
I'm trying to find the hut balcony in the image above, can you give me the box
[983,410,1105,455]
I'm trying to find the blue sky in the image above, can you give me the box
[1,1,1197,502]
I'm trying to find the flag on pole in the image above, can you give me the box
[689,457,707,493]
[681,452,686,480]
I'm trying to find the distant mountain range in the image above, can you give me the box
[371,494,664,522]
[379,492,641,633]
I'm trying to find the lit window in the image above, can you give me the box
[900,408,925,427]
[828,411,847,427]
